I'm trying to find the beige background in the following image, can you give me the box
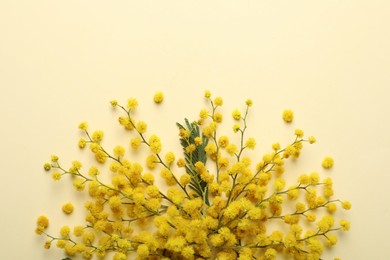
[1,0,389,259]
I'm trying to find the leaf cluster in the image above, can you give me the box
[176,118,210,205]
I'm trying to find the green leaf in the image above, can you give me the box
[177,118,210,205]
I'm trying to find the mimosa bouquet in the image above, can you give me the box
[36,91,350,260]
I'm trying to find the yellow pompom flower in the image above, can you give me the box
[232,109,241,120]
[272,142,281,151]
[78,121,88,130]
[232,124,240,133]
[113,145,125,158]
[137,244,149,258]
[326,234,338,246]
[185,144,196,154]
[109,196,122,209]
[327,203,337,214]
[73,178,85,191]
[218,136,229,148]
[43,240,51,249]
[226,144,238,155]
[56,240,66,249]
[50,155,59,162]
[204,90,211,98]
[262,154,272,163]
[199,109,209,119]
[209,234,224,247]
[218,157,229,169]
[204,143,217,156]
[176,158,186,168]
[78,138,86,149]
[82,232,95,246]
[194,136,202,146]
[317,215,335,232]
[165,151,176,164]
[213,112,223,123]
[118,116,134,130]
[88,166,100,177]
[149,135,162,154]
[43,163,51,171]
[322,157,334,169]
[340,219,351,231]
[160,168,175,185]
[62,202,74,215]
[113,252,127,260]
[91,130,104,143]
[182,246,195,258]
[310,172,320,184]
[145,185,160,198]
[142,173,154,185]
[298,174,310,185]
[71,160,82,171]
[167,187,185,205]
[296,202,306,212]
[306,213,316,222]
[36,215,49,229]
[214,96,223,106]
[60,226,70,238]
[127,98,138,110]
[283,109,294,123]
[165,236,187,252]
[73,226,84,237]
[308,136,316,144]
[341,201,352,210]
[294,129,304,138]
[51,171,61,181]
[153,91,164,104]
[179,173,191,186]
[130,137,142,150]
[274,178,286,191]
[110,100,118,107]
[136,121,148,134]
[264,248,277,259]
[245,137,256,150]
[287,187,299,200]
[203,122,217,138]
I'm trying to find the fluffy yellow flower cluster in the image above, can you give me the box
[37,91,351,260]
